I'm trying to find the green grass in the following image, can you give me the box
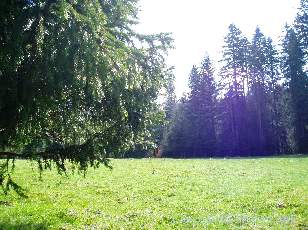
[0,156,307,229]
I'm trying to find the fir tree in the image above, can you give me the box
[0,0,173,192]
[246,27,270,153]
[264,38,288,153]
[186,57,218,156]
[220,24,249,154]
[295,0,308,59]
[282,27,308,153]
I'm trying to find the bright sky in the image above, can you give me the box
[136,0,301,97]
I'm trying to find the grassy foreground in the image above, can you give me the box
[0,157,307,229]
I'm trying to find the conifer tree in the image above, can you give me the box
[295,0,308,59]
[160,73,177,154]
[196,55,217,155]
[0,0,173,192]
[187,66,201,156]
[282,27,308,153]
[221,24,248,95]
[247,27,270,153]
[264,38,287,153]
[220,24,249,154]
[164,57,218,157]
[186,57,217,156]
[163,96,191,158]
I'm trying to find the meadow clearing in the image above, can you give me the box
[0,156,307,229]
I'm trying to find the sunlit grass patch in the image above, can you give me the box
[0,156,307,229]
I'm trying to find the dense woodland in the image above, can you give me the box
[161,1,308,157]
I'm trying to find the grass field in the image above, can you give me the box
[0,156,307,229]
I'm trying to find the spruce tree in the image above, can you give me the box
[221,24,249,95]
[0,0,173,193]
[246,27,270,153]
[161,74,177,155]
[187,66,201,157]
[164,57,218,157]
[264,38,288,153]
[295,0,308,59]
[282,28,308,153]
[220,24,249,154]
[197,55,217,156]
[163,96,191,158]
[187,57,218,156]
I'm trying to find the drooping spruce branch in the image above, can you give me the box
[0,138,112,196]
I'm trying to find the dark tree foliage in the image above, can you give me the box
[159,73,176,154]
[245,27,275,154]
[163,96,191,158]
[295,0,308,60]
[162,20,307,157]
[219,24,249,155]
[197,56,217,155]
[187,60,217,157]
[164,57,218,157]
[220,24,248,96]
[282,27,308,153]
[0,0,173,193]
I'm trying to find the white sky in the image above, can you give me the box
[136,0,301,97]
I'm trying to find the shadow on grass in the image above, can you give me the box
[163,154,308,160]
[226,154,308,160]
[0,221,49,230]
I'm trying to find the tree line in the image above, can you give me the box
[161,0,308,157]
